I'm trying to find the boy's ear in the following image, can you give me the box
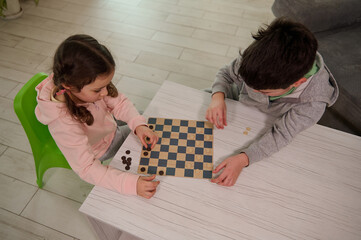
[293,77,307,87]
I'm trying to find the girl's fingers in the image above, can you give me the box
[142,175,156,181]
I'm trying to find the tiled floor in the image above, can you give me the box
[0,0,274,239]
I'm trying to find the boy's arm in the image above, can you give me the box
[212,57,243,97]
[244,101,327,164]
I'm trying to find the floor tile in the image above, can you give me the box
[180,48,234,68]
[124,15,195,36]
[106,33,183,58]
[0,174,37,214]
[115,59,169,84]
[0,96,19,123]
[21,189,98,240]
[0,32,24,48]
[152,31,229,56]
[116,76,161,100]
[166,14,238,35]
[25,5,90,25]
[0,118,31,153]
[0,78,18,97]
[135,51,218,81]
[85,18,156,40]
[0,147,36,186]
[103,1,168,21]
[0,208,74,240]
[138,0,204,18]
[167,72,213,90]
[42,168,94,203]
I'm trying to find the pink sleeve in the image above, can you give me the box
[48,119,139,195]
[104,94,146,132]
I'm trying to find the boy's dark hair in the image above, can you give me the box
[238,17,318,90]
[53,34,118,125]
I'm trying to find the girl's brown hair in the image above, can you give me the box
[53,34,118,125]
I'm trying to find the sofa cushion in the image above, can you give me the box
[316,24,361,103]
[272,0,361,32]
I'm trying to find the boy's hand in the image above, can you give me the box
[135,125,159,150]
[206,92,227,129]
[137,175,160,199]
[211,153,249,186]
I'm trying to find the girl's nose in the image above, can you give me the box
[100,87,108,97]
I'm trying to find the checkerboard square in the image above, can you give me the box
[158,159,167,167]
[196,122,204,128]
[185,169,194,177]
[160,145,169,152]
[176,161,185,168]
[194,162,203,169]
[203,171,212,178]
[178,146,186,153]
[187,140,195,147]
[148,118,156,124]
[168,152,177,160]
[148,166,157,174]
[155,125,164,131]
[195,147,203,154]
[188,127,196,133]
[204,141,212,148]
[150,151,159,158]
[171,126,180,132]
[179,133,187,139]
[180,120,188,126]
[164,119,173,125]
[166,168,176,176]
[163,131,171,138]
[204,155,212,163]
[196,134,204,140]
[186,154,194,161]
[170,139,178,145]
[204,128,212,134]
[140,158,149,165]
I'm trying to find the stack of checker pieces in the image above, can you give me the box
[138,117,214,179]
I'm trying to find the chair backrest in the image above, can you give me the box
[13,73,57,158]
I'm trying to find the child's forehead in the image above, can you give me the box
[87,72,114,88]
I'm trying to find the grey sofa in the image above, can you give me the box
[272,0,361,136]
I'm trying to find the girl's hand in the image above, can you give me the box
[135,125,159,150]
[137,175,160,199]
[206,92,227,129]
[211,153,249,186]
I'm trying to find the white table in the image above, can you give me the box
[80,81,361,240]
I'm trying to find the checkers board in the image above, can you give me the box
[138,117,214,179]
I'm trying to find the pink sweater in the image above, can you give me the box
[35,75,145,195]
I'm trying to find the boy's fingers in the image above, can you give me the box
[223,108,227,126]
[213,162,226,173]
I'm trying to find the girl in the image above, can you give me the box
[35,34,160,199]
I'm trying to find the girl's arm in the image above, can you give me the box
[48,118,139,195]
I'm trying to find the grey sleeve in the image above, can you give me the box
[212,57,244,98]
[244,101,327,164]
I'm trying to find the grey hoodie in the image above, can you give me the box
[212,52,339,164]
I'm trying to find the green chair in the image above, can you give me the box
[14,72,71,188]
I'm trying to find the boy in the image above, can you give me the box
[206,17,338,186]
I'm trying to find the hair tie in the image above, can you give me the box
[56,89,67,96]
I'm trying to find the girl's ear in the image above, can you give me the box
[61,83,71,90]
